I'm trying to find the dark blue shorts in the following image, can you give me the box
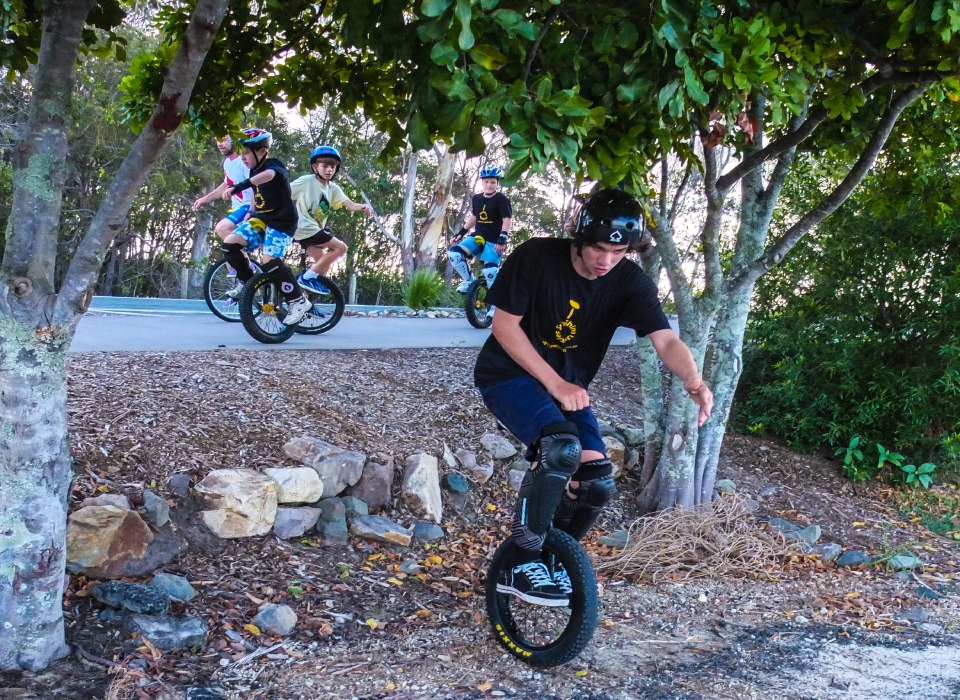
[478,375,606,461]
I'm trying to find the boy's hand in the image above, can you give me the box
[221,190,233,201]
[192,196,207,210]
[548,379,590,412]
[685,380,714,427]
[361,204,373,217]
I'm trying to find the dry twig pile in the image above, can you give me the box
[597,494,793,581]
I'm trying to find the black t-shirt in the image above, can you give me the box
[473,192,512,239]
[251,158,298,235]
[474,238,671,389]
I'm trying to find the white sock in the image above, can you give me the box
[303,269,319,280]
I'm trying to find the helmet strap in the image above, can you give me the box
[253,149,267,170]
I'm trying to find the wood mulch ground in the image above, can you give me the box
[3,346,960,700]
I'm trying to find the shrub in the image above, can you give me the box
[401,268,445,310]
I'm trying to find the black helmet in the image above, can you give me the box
[572,189,644,247]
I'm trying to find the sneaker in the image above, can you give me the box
[283,296,312,326]
[226,266,237,278]
[224,281,244,299]
[553,566,573,596]
[298,274,330,295]
[456,280,473,294]
[497,561,569,606]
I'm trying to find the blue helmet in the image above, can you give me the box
[239,127,272,150]
[479,165,503,180]
[310,145,342,165]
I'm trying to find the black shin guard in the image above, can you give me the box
[221,242,253,283]
[261,257,301,301]
[511,422,581,559]
[553,458,616,542]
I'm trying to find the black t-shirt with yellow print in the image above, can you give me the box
[473,238,670,389]
[472,191,512,241]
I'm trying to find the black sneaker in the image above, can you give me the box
[553,565,573,596]
[497,561,569,606]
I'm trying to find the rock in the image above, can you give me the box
[187,689,228,700]
[480,433,517,459]
[317,518,349,543]
[253,604,298,636]
[617,425,645,447]
[454,449,478,470]
[784,525,821,546]
[282,435,337,463]
[194,469,277,539]
[806,543,842,562]
[744,499,760,512]
[346,459,393,512]
[91,581,170,615]
[340,496,369,519]
[142,490,170,528]
[836,550,872,567]
[443,474,470,493]
[715,479,737,494]
[399,559,422,575]
[888,554,923,571]
[623,447,640,472]
[79,494,131,510]
[309,448,366,497]
[66,506,154,578]
[768,517,802,534]
[897,607,928,623]
[273,507,321,539]
[441,443,458,469]
[603,436,626,477]
[149,573,197,602]
[264,467,324,504]
[759,486,778,498]
[918,586,943,600]
[508,469,526,490]
[126,615,208,651]
[402,453,443,523]
[794,615,809,624]
[349,515,413,546]
[509,458,532,472]
[918,622,944,634]
[759,445,770,452]
[466,461,495,483]
[412,520,445,543]
[597,421,617,437]
[167,474,193,497]
[599,530,630,549]
[892,571,914,581]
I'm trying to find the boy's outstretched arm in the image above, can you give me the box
[648,329,714,426]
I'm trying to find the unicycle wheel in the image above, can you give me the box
[485,528,599,667]
[465,278,492,329]
[238,272,297,344]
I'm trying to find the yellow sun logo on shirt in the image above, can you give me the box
[555,300,580,344]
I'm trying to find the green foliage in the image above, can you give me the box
[834,437,869,482]
[736,156,960,467]
[401,268,445,310]
[902,463,937,490]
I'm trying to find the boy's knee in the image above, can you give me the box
[215,220,235,238]
[331,239,347,255]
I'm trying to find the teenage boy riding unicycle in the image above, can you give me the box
[290,145,373,295]
[220,128,312,327]
[449,165,512,294]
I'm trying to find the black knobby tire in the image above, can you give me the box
[203,257,262,322]
[485,529,599,667]
[293,275,345,335]
[238,272,297,344]
[465,278,492,329]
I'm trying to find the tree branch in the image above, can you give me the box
[340,170,398,244]
[700,143,725,296]
[669,159,693,226]
[52,0,232,326]
[521,3,562,86]
[715,70,951,197]
[729,83,930,297]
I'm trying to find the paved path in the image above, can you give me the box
[74,298,647,352]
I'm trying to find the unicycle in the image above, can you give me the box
[465,277,493,329]
[485,528,599,667]
[203,257,262,322]
[238,272,344,344]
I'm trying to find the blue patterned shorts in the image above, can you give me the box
[235,219,292,258]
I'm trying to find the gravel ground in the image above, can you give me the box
[2,346,960,700]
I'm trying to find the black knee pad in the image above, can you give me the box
[221,242,245,255]
[553,458,616,542]
[261,257,285,279]
[511,423,581,551]
[221,242,251,282]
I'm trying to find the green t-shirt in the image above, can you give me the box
[290,174,349,240]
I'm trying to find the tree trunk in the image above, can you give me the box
[0,0,231,671]
[188,210,213,299]
[0,294,72,671]
[399,149,419,279]
[415,147,457,270]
